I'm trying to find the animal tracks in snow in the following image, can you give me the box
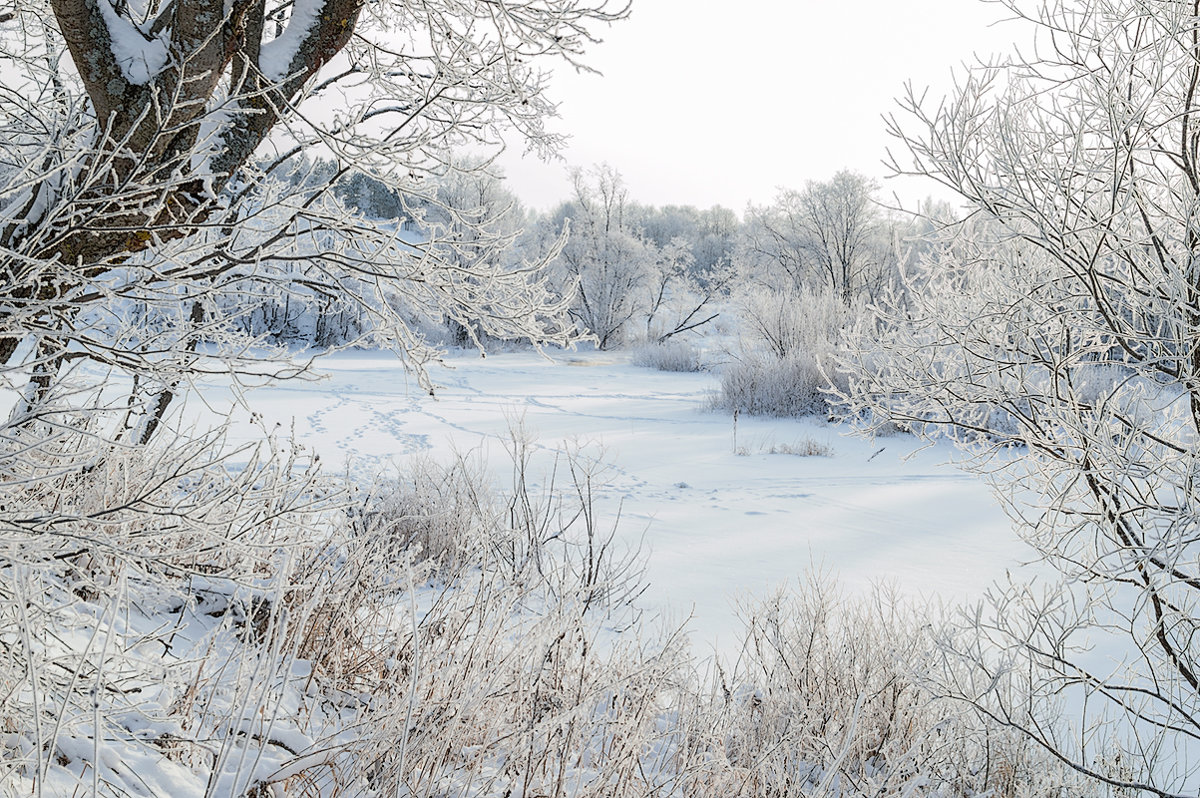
[210,349,1025,652]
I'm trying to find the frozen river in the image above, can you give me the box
[201,348,1027,652]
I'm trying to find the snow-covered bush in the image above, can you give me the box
[0,419,329,796]
[711,287,852,417]
[731,433,834,457]
[671,577,1093,796]
[630,338,706,372]
[349,455,494,571]
[714,352,832,417]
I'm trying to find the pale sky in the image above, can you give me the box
[498,1,1022,214]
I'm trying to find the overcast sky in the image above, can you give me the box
[498,1,1023,214]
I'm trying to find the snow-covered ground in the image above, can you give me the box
[202,348,1027,653]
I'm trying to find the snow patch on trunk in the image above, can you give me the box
[97,0,170,85]
[258,0,325,82]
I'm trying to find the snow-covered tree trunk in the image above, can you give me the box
[2,0,622,441]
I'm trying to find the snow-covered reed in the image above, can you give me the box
[2,421,1094,796]
[630,338,707,373]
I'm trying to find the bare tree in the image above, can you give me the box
[742,170,894,304]
[842,1,1200,793]
[548,165,650,349]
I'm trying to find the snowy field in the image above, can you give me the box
[201,348,1027,653]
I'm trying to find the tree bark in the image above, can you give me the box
[22,0,363,269]
[0,0,364,370]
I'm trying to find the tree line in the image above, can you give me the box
[243,159,924,359]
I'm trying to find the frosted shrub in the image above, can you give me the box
[0,420,330,796]
[714,351,833,417]
[630,338,706,372]
[278,435,679,797]
[737,286,847,361]
[350,455,493,571]
[671,577,1093,797]
[713,287,853,417]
